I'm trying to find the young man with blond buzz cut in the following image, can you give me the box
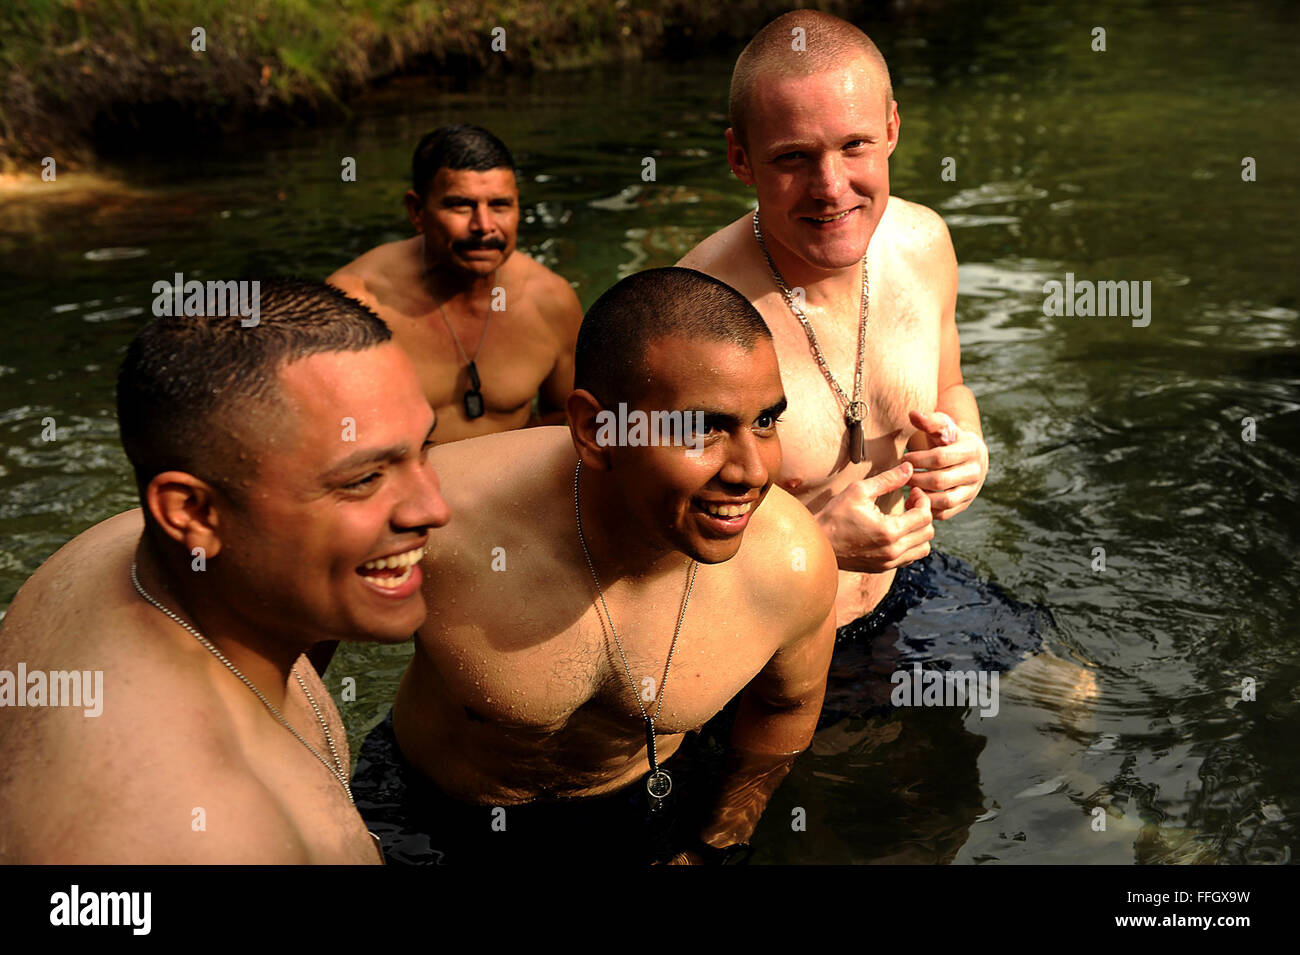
[680,10,990,635]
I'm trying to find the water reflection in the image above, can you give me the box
[0,0,1296,864]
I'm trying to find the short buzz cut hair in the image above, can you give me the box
[729,10,894,148]
[574,267,772,406]
[116,278,392,501]
[411,124,516,199]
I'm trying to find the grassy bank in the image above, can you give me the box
[0,0,877,173]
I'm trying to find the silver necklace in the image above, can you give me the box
[573,461,698,809]
[753,210,871,463]
[129,561,353,803]
[433,269,496,420]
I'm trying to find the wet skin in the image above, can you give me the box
[328,166,583,444]
[0,343,448,862]
[680,52,989,626]
[393,335,838,834]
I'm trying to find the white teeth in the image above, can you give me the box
[702,501,752,518]
[810,209,852,222]
[366,563,414,589]
[360,544,424,572]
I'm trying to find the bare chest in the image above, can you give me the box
[430,588,776,740]
[762,278,940,502]
[381,298,557,414]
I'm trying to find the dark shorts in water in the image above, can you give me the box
[819,551,1050,725]
[351,711,720,865]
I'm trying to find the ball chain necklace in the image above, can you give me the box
[433,269,496,420]
[129,561,354,804]
[753,210,871,463]
[573,461,698,810]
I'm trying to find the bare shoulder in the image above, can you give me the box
[511,253,581,322]
[429,425,570,516]
[326,238,419,309]
[742,486,837,628]
[677,212,752,275]
[1,509,142,648]
[880,197,957,271]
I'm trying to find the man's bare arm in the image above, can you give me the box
[903,211,989,520]
[691,601,837,855]
[531,277,582,426]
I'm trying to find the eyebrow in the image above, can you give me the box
[767,134,877,155]
[321,417,438,482]
[440,193,515,205]
[693,396,788,427]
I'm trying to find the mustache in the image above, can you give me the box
[452,235,507,252]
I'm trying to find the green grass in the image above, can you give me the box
[0,0,867,171]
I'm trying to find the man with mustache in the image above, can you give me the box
[329,124,583,445]
[352,267,839,865]
[0,280,449,862]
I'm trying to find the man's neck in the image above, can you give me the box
[133,538,303,708]
[572,463,693,588]
[756,216,874,310]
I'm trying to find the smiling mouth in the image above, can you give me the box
[804,208,856,223]
[357,544,425,590]
[698,500,753,518]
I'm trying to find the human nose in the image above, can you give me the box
[809,152,847,202]
[468,202,492,234]
[396,460,451,533]
[718,428,769,490]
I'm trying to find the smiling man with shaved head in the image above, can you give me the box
[351,267,838,865]
[681,10,990,639]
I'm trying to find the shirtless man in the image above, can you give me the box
[353,267,838,865]
[328,123,583,444]
[680,11,990,631]
[0,280,449,863]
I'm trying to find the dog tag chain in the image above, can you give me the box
[574,461,698,810]
[753,211,870,463]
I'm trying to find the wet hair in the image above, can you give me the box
[574,267,771,406]
[116,278,391,499]
[411,124,516,199]
[729,10,893,149]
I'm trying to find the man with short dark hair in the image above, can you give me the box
[329,124,583,444]
[353,267,839,865]
[0,279,449,863]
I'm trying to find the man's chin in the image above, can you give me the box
[348,597,427,644]
[682,534,745,566]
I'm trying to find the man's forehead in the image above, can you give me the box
[276,345,415,417]
[640,335,780,398]
[271,346,430,461]
[750,59,888,129]
[432,166,518,195]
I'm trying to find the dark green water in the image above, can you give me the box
[1,1,1296,863]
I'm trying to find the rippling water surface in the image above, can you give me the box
[1,0,1296,863]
